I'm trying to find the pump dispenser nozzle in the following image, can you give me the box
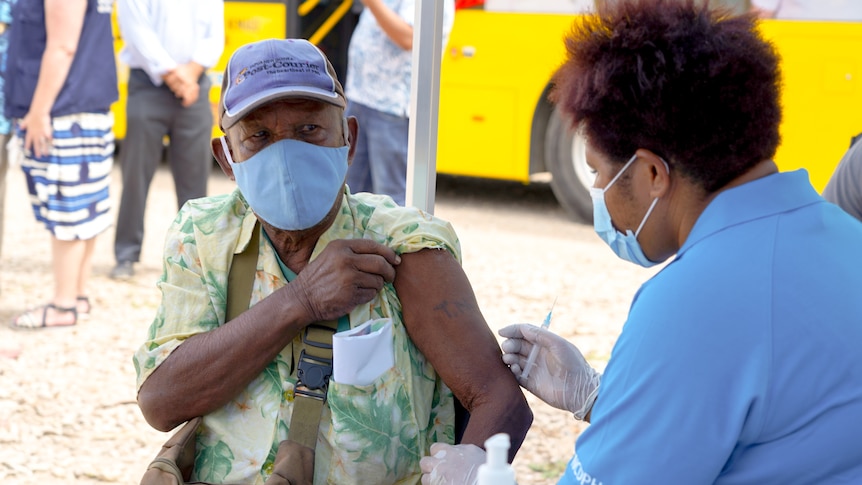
[477,433,516,485]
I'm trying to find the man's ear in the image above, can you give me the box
[212,136,235,181]
[346,116,358,167]
[635,148,671,199]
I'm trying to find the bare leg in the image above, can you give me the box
[52,237,84,312]
[11,236,83,327]
[77,237,96,297]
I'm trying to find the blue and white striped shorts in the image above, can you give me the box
[17,112,115,241]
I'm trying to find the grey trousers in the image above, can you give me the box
[114,69,213,264]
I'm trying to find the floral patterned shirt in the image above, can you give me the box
[345,0,455,117]
[133,188,461,484]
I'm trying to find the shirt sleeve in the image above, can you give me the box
[132,206,224,391]
[117,0,177,83]
[372,204,462,264]
[191,0,225,69]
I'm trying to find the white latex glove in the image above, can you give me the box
[420,442,484,485]
[499,323,601,420]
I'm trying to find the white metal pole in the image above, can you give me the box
[406,0,445,214]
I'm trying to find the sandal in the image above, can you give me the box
[9,303,78,330]
[77,296,91,319]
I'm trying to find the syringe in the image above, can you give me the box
[520,298,556,380]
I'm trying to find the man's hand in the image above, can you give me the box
[499,323,601,420]
[19,111,53,158]
[163,62,204,107]
[285,239,401,322]
[420,442,484,485]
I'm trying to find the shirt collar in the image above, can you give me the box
[679,169,823,256]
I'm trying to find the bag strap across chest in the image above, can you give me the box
[226,221,335,449]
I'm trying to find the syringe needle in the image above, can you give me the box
[521,298,556,380]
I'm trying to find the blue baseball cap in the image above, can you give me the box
[219,38,346,130]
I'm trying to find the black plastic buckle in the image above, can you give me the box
[295,349,332,401]
[302,323,337,349]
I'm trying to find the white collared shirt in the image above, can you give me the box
[117,0,224,86]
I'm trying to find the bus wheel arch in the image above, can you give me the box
[544,103,594,223]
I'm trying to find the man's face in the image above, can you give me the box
[226,98,346,162]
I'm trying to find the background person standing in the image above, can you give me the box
[0,0,16,271]
[111,0,224,280]
[6,0,117,328]
[344,0,455,206]
[822,136,862,223]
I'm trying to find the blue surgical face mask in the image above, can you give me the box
[589,154,669,268]
[221,136,349,231]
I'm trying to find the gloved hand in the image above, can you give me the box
[499,323,601,420]
[419,442,484,485]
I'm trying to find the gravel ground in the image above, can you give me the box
[0,162,660,484]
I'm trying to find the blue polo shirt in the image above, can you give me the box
[560,170,862,485]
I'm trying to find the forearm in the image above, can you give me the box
[164,61,205,82]
[138,285,312,431]
[28,48,74,118]
[362,0,413,50]
[393,248,532,460]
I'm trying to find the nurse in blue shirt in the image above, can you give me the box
[420,0,862,483]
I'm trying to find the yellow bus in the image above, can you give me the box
[112,0,862,222]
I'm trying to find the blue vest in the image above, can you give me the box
[4,0,118,119]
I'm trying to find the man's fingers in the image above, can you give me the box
[346,238,401,265]
[351,253,397,283]
[338,240,399,283]
[498,323,537,341]
[500,336,526,355]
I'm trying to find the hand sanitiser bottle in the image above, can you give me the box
[477,433,516,485]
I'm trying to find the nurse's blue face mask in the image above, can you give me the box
[220,133,349,231]
[589,154,670,268]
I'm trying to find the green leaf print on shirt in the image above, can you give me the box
[196,440,234,482]
[401,222,420,234]
[328,382,419,476]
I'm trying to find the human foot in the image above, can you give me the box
[77,296,91,318]
[10,303,78,329]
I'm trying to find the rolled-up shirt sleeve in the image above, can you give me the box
[117,0,177,84]
[191,1,224,69]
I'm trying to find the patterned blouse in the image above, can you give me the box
[133,188,462,484]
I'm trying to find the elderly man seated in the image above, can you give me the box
[132,38,532,484]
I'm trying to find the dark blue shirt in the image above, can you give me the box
[4,0,118,120]
[0,0,17,134]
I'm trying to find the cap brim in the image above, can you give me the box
[221,87,346,129]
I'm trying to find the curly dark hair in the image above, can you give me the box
[550,0,782,193]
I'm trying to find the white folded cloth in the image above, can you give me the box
[332,318,394,386]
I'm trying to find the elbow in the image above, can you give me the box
[510,394,534,445]
[51,43,79,61]
[462,382,534,458]
[497,384,534,452]
[138,385,181,432]
[503,396,533,461]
